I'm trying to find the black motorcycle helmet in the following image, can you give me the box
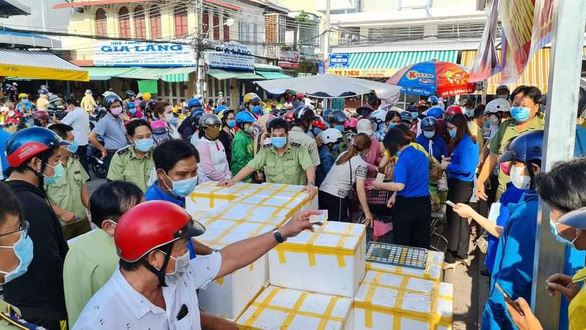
[292,105,318,126]
[103,93,123,110]
[125,90,136,99]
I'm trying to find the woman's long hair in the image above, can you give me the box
[449,113,476,145]
[336,133,372,166]
[383,126,412,156]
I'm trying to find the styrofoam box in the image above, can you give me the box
[353,270,454,330]
[236,285,354,330]
[268,221,366,298]
[196,218,274,320]
[210,201,292,224]
[259,183,319,211]
[366,250,445,282]
[187,181,260,214]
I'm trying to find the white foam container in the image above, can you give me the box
[186,181,255,214]
[353,270,453,330]
[236,285,354,329]
[268,221,366,298]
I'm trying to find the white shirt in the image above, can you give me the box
[319,154,368,198]
[73,252,222,330]
[62,107,90,146]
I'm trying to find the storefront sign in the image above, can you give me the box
[205,42,254,71]
[327,68,396,78]
[278,50,300,68]
[328,54,349,68]
[94,41,196,67]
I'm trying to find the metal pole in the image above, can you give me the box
[323,0,331,61]
[532,1,586,329]
[194,0,204,97]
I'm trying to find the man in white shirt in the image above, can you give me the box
[73,201,319,330]
[61,99,90,173]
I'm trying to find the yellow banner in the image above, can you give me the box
[327,68,397,78]
[0,64,89,82]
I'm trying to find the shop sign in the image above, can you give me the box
[327,68,396,78]
[205,42,254,71]
[328,53,349,68]
[94,41,196,67]
[278,50,300,68]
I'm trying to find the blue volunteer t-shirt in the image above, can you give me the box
[393,146,430,197]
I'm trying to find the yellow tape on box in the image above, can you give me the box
[366,250,445,282]
[269,221,366,298]
[236,286,353,330]
[196,218,274,320]
[187,181,261,213]
[353,270,454,329]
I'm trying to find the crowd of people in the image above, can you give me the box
[1,82,586,329]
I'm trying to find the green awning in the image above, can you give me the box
[116,67,195,82]
[254,64,282,72]
[256,71,290,80]
[86,67,134,81]
[346,50,458,70]
[207,69,264,80]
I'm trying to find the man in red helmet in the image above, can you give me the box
[74,201,320,329]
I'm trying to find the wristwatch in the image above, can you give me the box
[273,229,286,243]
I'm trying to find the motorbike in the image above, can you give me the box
[87,138,108,179]
[89,106,107,131]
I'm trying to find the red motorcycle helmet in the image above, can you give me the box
[445,105,463,118]
[311,116,327,130]
[115,201,205,262]
[284,110,295,123]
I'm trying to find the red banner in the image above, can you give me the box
[498,0,535,83]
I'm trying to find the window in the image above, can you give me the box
[95,8,107,37]
[174,5,188,38]
[118,7,131,38]
[223,16,230,41]
[149,5,161,39]
[213,14,220,40]
[202,11,209,37]
[134,6,146,39]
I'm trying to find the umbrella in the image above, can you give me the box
[386,60,477,98]
[255,74,402,100]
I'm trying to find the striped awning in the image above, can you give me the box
[0,49,88,81]
[328,50,458,78]
[86,67,195,82]
[460,48,551,94]
[208,69,264,80]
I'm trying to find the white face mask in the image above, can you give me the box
[164,113,174,122]
[163,250,190,275]
[510,165,531,190]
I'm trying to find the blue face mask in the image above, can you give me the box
[423,131,435,139]
[271,136,287,148]
[165,173,198,198]
[448,129,457,138]
[67,140,79,153]
[44,161,64,186]
[389,122,398,129]
[410,111,418,119]
[134,138,154,152]
[510,107,531,123]
[129,107,137,114]
[0,232,34,284]
[252,105,263,115]
[227,120,235,129]
[549,220,578,248]
[335,125,345,133]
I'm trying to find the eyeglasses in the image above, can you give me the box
[0,220,29,239]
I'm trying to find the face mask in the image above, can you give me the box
[549,220,578,248]
[389,122,398,129]
[206,127,220,140]
[410,111,418,119]
[227,120,235,128]
[489,116,500,126]
[464,109,475,117]
[21,99,28,104]
[0,232,34,284]
[243,125,255,135]
[423,131,435,139]
[252,105,263,115]
[110,106,123,116]
[162,250,190,276]
[335,125,345,132]
[271,136,287,148]
[164,113,174,122]
[510,107,531,123]
[67,140,79,153]
[497,94,508,99]
[44,161,64,186]
[510,165,531,190]
[448,129,457,138]
[134,138,154,152]
[129,107,137,114]
[164,173,198,198]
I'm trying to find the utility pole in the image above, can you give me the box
[194,0,204,98]
[323,0,331,61]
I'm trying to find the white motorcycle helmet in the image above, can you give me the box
[321,128,343,145]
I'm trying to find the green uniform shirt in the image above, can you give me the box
[247,141,314,185]
[288,126,321,166]
[489,116,544,195]
[106,145,155,192]
[63,229,118,327]
[231,130,254,182]
[0,300,25,329]
[46,155,89,224]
